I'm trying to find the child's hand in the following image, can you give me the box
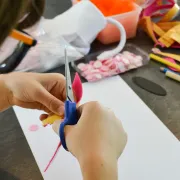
[53,101,127,179]
[3,72,66,115]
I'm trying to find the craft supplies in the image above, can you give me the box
[156,22,180,32]
[160,4,180,22]
[77,52,142,81]
[73,44,149,82]
[152,48,180,63]
[150,54,180,71]
[165,71,180,82]
[158,24,180,48]
[160,67,173,73]
[160,67,180,74]
[164,57,179,72]
[132,76,167,96]
[139,0,180,49]
[141,0,177,19]
[42,115,61,127]
[44,143,61,172]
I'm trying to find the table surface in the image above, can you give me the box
[0,0,180,179]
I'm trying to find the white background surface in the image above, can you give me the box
[14,76,180,180]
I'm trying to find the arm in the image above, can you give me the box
[80,155,118,180]
[0,75,12,111]
[0,72,66,115]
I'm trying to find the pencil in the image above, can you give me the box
[165,71,180,83]
[150,54,180,71]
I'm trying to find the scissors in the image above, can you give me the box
[59,47,78,151]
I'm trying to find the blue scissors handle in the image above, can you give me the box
[59,100,78,151]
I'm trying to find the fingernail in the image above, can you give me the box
[58,106,64,116]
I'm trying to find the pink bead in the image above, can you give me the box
[109,63,117,70]
[93,61,102,69]
[128,64,137,70]
[90,69,101,74]
[86,74,94,81]
[121,57,130,66]
[123,51,136,58]
[83,70,92,76]
[109,69,118,75]
[99,59,107,63]
[118,62,127,72]
[136,55,143,61]
[104,59,112,65]
[102,72,110,77]
[134,58,143,67]
[29,124,39,132]
[94,74,102,79]
[114,56,120,62]
[100,66,109,72]
[84,65,94,72]
[89,61,95,65]
[77,63,86,71]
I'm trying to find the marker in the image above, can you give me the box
[150,54,180,71]
[160,67,180,75]
[165,71,180,83]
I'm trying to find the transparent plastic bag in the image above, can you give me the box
[72,44,149,82]
[14,18,89,72]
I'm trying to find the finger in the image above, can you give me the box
[77,101,103,122]
[36,85,65,116]
[13,98,51,114]
[38,73,66,101]
[39,114,48,121]
[52,120,73,140]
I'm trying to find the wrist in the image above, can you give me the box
[79,153,118,180]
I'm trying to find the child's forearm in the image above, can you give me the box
[79,155,118,180]
[0,75,12,112]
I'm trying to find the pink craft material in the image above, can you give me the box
[29,124,39,131]
[44,73,83,172]
[44,142,61,172]
[141,0,175,17]
[72,73,83,103]
[154,41,180,49]
[165,57,179,72]
[77,51,143,82]
[141,0,177,49]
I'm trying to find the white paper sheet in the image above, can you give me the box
[13,76,180,180]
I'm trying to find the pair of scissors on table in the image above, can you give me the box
[59,47,79,151]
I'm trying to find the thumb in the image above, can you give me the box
[52,120,62,136]
[36,86,65,116]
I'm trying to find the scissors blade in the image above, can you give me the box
[64,47,74,102]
